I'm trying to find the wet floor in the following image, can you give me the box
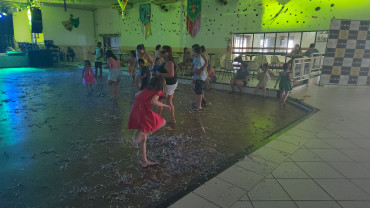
[0,67,307,207]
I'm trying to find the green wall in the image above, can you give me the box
[96,0,370,51]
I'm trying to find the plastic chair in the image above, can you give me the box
[248,61,260,79]
[223,60,234,80]
[270,55,284,72]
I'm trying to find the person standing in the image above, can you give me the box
[156,45,177,123]
[105,50,123,99]
[274,63,294,105]
[93,42,104,77]
[136,44,154,71]
[190,46,206,111]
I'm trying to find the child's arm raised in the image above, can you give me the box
[151,95,171,110]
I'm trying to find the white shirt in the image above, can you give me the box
[193,55,207,81]
[95,47,104,62]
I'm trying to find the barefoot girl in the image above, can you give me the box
[253,63,274,97]
[128,76,171,167]
[274,63,293,105]
[82,60,96,91]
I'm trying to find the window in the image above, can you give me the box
[232,31,328,55]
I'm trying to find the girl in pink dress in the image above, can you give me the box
[82,60,96,91]
[128,76,171,167]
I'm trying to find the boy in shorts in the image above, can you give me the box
[190,46,206,111]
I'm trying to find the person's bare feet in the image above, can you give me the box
[141,160,159,168]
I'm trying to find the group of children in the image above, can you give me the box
[81,43,294,167]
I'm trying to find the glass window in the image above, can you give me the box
[288,32,302,53]
[276,33,289,53]
[232,31,328,55]
[301,32,316,49]
[263,33,276,52]
[245,34,253,52]
[253,33,264,52]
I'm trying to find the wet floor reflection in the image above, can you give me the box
[0,67,307,207]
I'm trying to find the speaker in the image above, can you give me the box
[31,7,43,33]
[28,49,53,67]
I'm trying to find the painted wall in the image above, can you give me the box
[13,10,32,43]
[41,6,95,46]
[95,0,370,51]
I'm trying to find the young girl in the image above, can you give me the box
[253,63,275,97]
[82,60,96,91]
[136,44,154,90]
[126,50,137,83]
[205,65,217,88]
[128,76,171,167]
[274,63,294,105]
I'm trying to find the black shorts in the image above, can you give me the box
[95,62,102,69]
[194,79,205,95]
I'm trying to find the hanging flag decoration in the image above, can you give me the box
[118,0,128,19]
[187,0,201,37]
[140,3,151,39]
[62,14,80,31]
[70,15,80,28]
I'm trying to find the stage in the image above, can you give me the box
[0,51,29,68]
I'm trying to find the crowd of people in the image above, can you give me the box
[80,42,300,167]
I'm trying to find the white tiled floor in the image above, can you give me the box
[170,83,370,208]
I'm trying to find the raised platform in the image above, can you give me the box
[0,54,29,68]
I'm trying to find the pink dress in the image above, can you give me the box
[128,89,165,133]
[83,67,96,85]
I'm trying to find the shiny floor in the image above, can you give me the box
[0,67,307,207]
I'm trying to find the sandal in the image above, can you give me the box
[192,106,203,111]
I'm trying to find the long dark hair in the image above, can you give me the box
[200,45,206,53]
[283,63,290,71]
[161,45,173,60]
[130,50,136,57]
[136,44,145,51]
[106,50,117,60]
[147,75,167,93]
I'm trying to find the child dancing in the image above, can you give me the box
[82,60,96,91]
[128,76,171,167]
[274,63,293,105]
[253,63,274,97]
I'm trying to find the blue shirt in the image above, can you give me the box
[153,65,160,73]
